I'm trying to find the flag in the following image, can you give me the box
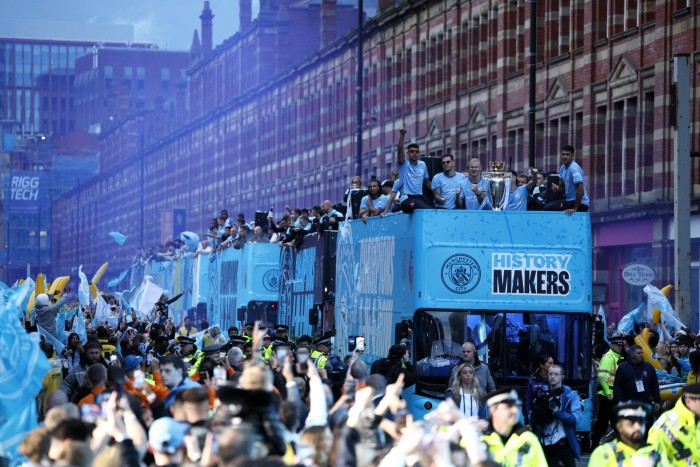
[0,285,51,459]
[109,231,127,245]
[107,268,130,288]
[37,324,65,354]
[617,302,645,334]
[94,294,118,327]
[78,265,91,307]
[643,284,685,332]
[55,306,66,344]
[0,400,39,466]
[66,307,79,321]
[137,280,163,319]
[74,308,88,344]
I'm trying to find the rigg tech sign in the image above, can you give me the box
[10,175,40,201]
[492,252,571,295]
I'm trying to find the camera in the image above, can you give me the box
[530,387,563,425]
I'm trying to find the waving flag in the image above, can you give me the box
[37,324,65,354]
[617,302,646,334]
[78,265,91,307]
[107,268,130,288]
[55,306,67,344]
[109,231,127,245]
[643,284,684,332]
[0,400,39,466]
[74,308,88,344]
[0,285,51,462]
[94,294,118,327]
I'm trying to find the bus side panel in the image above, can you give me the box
[241,243,280,304]
[279,242,317,338]
[336,216,414,362]
[194,254,209,305]
[414,210,592,311]
[210,248,241,332]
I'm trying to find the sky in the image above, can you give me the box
[0,0,241,51]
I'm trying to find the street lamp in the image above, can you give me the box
[128,132,145,249]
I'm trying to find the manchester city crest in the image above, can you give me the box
[263,269,279,292]
[441,254,481,294]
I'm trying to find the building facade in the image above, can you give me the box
[52,0,700,328]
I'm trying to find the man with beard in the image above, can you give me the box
[589,401,668,466]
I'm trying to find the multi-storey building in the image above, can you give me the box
[52,0,700,328]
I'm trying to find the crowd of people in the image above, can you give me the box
[7,129,698,466]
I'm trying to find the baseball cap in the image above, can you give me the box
[148,417,189,454]
[124,355,143,371]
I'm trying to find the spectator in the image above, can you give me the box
[544,144,590,214]
[33,292,69,338]
[395,126,431,212]
[431,154,465,209]
[147,417,190,466]
[177,316,197,338]
[592,335,625,448]
[61,341,105,402]
[456,158,489,210]
[446,363,487,419]
[156,354,200,409]
[448,342,496,395]
[370,344,416,388]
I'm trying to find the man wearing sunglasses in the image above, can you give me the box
[431,154,465,209]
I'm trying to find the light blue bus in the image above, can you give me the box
[333,210,593,439]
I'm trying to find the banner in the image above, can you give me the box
[4,171,46,213]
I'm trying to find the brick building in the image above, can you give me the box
[52,0,700,327]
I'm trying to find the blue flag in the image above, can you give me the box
[0,399,38,466]
[74,308,88,345]
[109,231,128,245]
[37,324,65,354]
[78,265,91,308]
[0,285,51,459]
[107,268,130,288]
[55,306,67,345]
[66,307,79,321]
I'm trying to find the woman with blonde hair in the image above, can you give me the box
[446,363,488,419]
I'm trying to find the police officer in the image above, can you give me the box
[590,401,669,466]
[311,337,331,369]
[648,382,700,465]
[274,324,294,349]
[592,334,625,447]
[481,388,546,465]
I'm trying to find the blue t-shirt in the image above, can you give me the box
[431,172,466,209]
[459,177,490,210]
[398,159,429,195]
[559,161,589,206]
[507,185,530,211]
[360,194,389,212]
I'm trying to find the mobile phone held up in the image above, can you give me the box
[355,336,365,352]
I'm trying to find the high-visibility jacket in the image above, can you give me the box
[648,397,700,466]
[481,427,546,466]
[590,440,671,466]
[187,350,204,378]
[311,349,327,369]
[597,348,623,396]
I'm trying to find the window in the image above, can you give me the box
[105,66,113,90]
[413,310,591,398]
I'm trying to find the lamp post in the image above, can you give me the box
[355,0,364,177]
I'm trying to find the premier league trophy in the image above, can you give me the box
[482,161,510,210]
